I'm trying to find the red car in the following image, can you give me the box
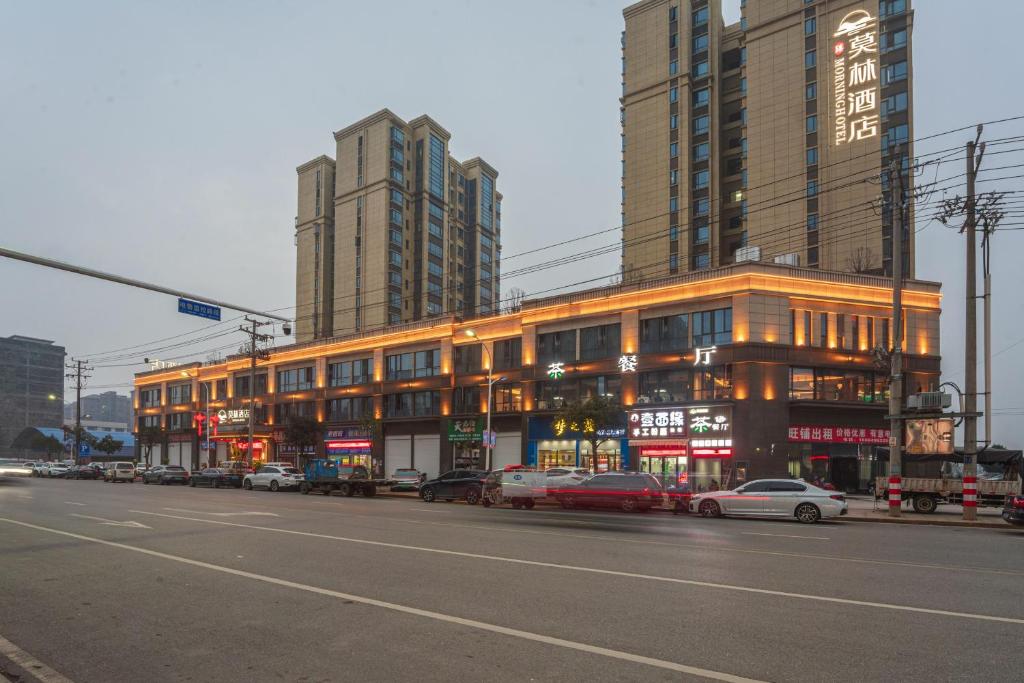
[553,472,664,512]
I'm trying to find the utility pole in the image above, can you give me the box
[65,359,92,465]
[239,317,273,466]
[887,153,905,518]
[962,132,985,521]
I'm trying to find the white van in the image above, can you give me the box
[105,462,136,483]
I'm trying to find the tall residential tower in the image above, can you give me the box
[621,0,913,280]
[295,109,502,342]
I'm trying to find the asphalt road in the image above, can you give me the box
[1,478,1022,683]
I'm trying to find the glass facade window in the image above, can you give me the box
[537,330,577,365]
[234,374,267,397]
[168,383,191,405]
[168,412,191,431]
[454,344,482,373]
[694,253,711,269]
[693,34,708,53]
[385,349,440,380]
[806,147,818,166]
[790,368,889,402]
[882,61,908,85]
[640,314,688,353]
[691,308,732,346]
[804,17,816,34]
[140,387,161,408]
[693,115,710,135]
[579,324,621,361]
[494,384,522,412]
[480,174,495,230]
[692,6,708,25]
[693,88,709,107]
[693,170,710,189]
[806,115,817,133]
[805,50,816,68]
[694,198,709,216]
[328,358,374,387]
[638,368,691,403]
[535,375,620,409]
[693,142,709,161]
[274,401,315,422]
[327,396,372,421]
[493,338,522,371]
[806,82,816,100]
[453,386,481,414]
[276,367,314,393]
[428,135,445,199]
[669,87,678,103]
[692,365,733,400]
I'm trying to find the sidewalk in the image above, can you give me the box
[840,495,1010,529]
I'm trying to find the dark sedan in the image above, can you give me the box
[1003,494,1024,526]
[66,465,100,480]
[419,469,488,504]
[553,472,665,512]
[143,465,190,485]
[189,468,243,489]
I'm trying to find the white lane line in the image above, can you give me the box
[62,502,86,507]
[162,507,279,517]
[742,532,829,541]
[68,514,150,529]
[0,518,762,683]
[125,510,1024,626]
[0,633,74,683]
[411,507,449,512]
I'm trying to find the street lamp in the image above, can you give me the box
[465,330,506,472]
[182,370,210,470]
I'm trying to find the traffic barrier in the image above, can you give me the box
[962,476,978,508]
[888,475,902,508]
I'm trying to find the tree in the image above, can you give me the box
[283,415,323,467]
[94,434,125,458]
[845,246,878,273]
[503,287,526,314]
[554,395,623,472]
[31,434,65,460]
[136,426,163,467]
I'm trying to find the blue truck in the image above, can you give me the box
[300,459,380,497]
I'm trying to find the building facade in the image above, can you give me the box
[0,335,65,458]
[295,109,502,343]
[621,0,913,280]
[135,263,940,492]
[63,390,133,427]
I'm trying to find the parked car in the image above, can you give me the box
[143,465,189,485]
[419,469,488,504]
[243,465,303,491]
[553,472,664,512]
[390,468,425,492]
[46,463,70,478]
[0,460,34,477]
[190,468,244,488]
[31,462,50,477]
[688,479,848,524]
[219,460,254,476]
[104,462,137,483]
[66,465,99,480]
[1002,494,1024,526]
[543,467,591,490]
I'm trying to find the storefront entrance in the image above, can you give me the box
[537,440,576,470]
[639,455,688,488]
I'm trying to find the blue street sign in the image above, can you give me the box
[79,444,90,456]
[178,298,221,321]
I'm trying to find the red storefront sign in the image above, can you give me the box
[636,444,687,457]
[691,447,733,458]
[787,425,889,445]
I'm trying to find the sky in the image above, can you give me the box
[1,1,1023,446]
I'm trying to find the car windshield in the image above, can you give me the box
[116,464,134,470]
[282,468,300,474]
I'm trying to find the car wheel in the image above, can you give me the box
[243,480,252,490]
[698,500,722,518]
[465,487,480,505]
[421,487,435,503]
[339,483,353,497]
[562,495,576,509]
[621,497,638,512]
[482,496,492,508]
[190,479,196,487]
[269,480,279,492]
[143,478,149,485]
[524,499,535,510]
[299,482,310,494]
[512,500,522,510]
[795,503,821,524]
[213,480,220,489]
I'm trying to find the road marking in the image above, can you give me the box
[68,514,150,529]
[123,510,1024,625]
[63,502,86,506]
[0,634,74,683]
[411,507,449,512]
[0,518,762,683]
[162,508,279,517]
[742,532,829,541]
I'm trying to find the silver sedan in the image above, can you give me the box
[689,479,848,523]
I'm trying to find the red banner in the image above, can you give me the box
[787,425,889,445]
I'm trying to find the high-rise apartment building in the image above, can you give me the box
[295,109,502,342]
[621,0,913,280]
[0,335,65,457]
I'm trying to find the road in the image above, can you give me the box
[1,478,1022,682]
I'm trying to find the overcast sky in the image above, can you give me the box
[2,1,1022,446]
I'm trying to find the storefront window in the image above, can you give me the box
[494,384,522,412]
[580,441,622,473]
[790,368,889,402]
[692,365,732,400]
[579,375,621,402]
[790,368,815,399]
[537,440,577,470]
[535,379,578,410]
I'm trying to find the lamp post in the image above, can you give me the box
[465,330,505,471]
[182,370,210,471]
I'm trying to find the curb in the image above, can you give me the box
[838,514,1010,529]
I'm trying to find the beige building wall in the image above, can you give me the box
[294,156,335,343]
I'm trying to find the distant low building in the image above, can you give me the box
[64,391,133,426]
[62,418,130,434]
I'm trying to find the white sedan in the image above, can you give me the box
[689,479,847,523]
[243,465,304,492]
[543,467,591,491]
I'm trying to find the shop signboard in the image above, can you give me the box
[217,408,250,425]
[448,417,483,443]
[686,405,732,437]
[904,418,954,456]
[627,405,732,440]
[787,425,889,445]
